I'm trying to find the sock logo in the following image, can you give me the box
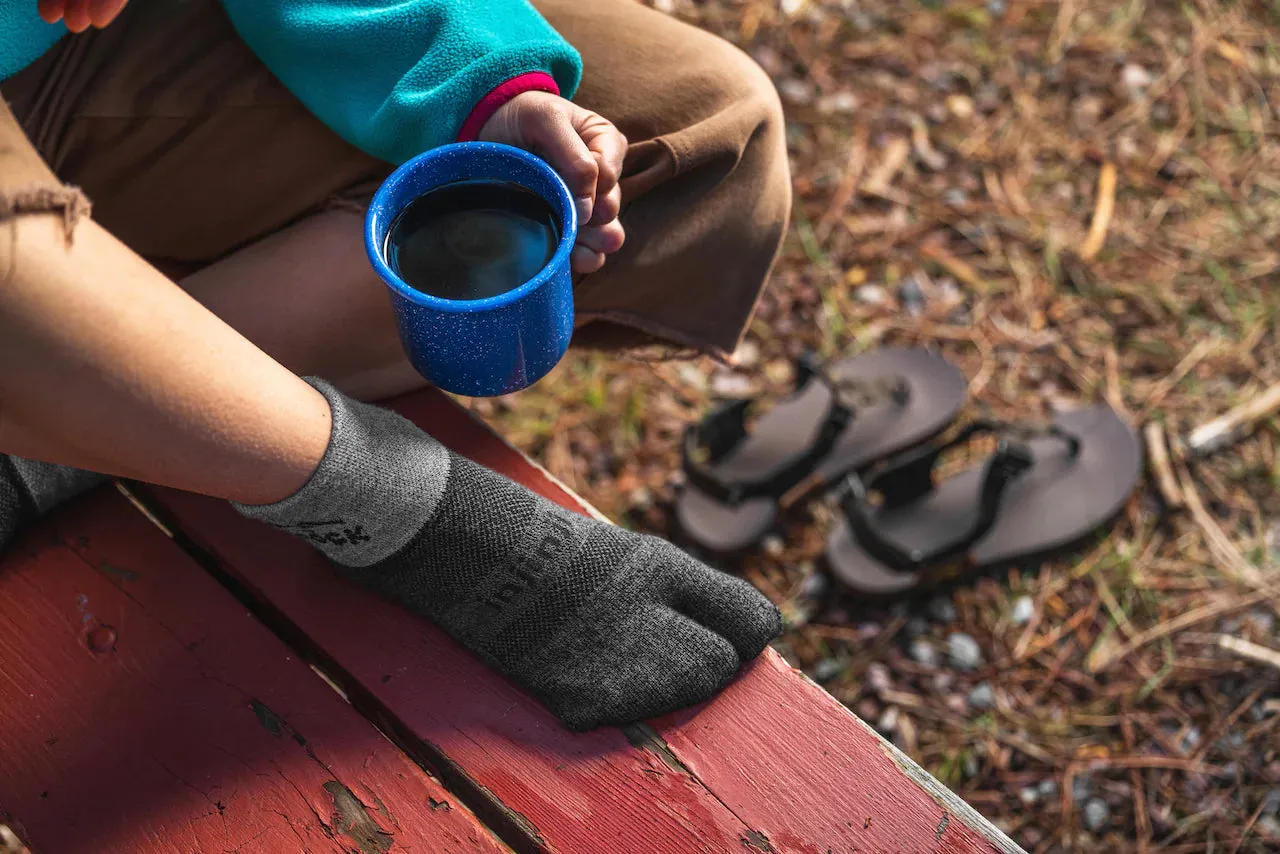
[483,514,573,614]
[277,519,373,548]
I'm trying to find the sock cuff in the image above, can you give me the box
[233,378,451,567]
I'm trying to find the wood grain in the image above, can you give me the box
[0,489,504,854]
[137,386,1024,854]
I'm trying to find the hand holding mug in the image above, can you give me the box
[479,91,626,274]
[37,0,129,32]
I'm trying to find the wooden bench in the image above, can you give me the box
[0,388,1026,854]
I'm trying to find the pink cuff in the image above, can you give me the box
[457,72,561,142]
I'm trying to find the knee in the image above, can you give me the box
[673,34,790,214]
[697,37,787,166]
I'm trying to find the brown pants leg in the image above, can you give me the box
[2,0,789,360]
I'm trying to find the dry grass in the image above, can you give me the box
[469,1,1280,850]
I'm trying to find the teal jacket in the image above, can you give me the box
[0,1,583,165]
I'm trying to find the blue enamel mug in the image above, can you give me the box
[365,142,577,397]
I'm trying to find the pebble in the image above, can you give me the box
[777,78,813,105]
[866,662,892,694]
[963,754,980,779]
[816,91,859,115]
[710,371,755,398]
[733,340,761,369]
[1263,789,1280,816]
[877,706,900,734]
[1121,63,1153,93]
[1011,596,1035,625]
[946,94,975,121]
[1019,786,1039,806]
[985,0,1006,16]
[813,658,844,681]
[968,682,996,711]
[1073,776,1092,802]
[1258,817,1280,841]
[1247,607,1276,635]
[928,596,958,623]
[947,633,984,670]
[906,616,930,637]
[899,277,926,317]
[942,188,969,207]
[1082,798,1111,833]
[761,535,785,557]
[925,103,949,124]
[856,284,888,305]
[1038,780,1059,799]
[910,639,939,667]
[798,569,828,600]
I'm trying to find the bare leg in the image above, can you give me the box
[178,209,427,403]
[0,211,330,506]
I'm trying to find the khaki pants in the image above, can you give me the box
[1,0,790,359]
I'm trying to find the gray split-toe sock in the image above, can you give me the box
[235,379,782,731]
[1,456,108,553]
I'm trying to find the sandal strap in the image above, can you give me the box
[682,351,907,506]
[838,419,1080,582]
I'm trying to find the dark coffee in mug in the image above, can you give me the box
[385,179,560,301]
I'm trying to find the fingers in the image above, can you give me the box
[572,220,626,274]
[580,116,627,201]
[571,246,606,275]
[578,220,625,256]
[38,0,127,29]
[589,181,622,227]
[37,0,65,24]
[89,0,128,27]
[518,101,599,226]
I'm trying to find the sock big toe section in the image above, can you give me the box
[525,602,742,732]
[656,539,782,662]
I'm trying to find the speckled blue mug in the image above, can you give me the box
[365,142,577,397]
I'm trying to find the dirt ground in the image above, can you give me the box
[468,1,1280,850]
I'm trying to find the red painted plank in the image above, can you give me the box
[654,654,1017,854]
[139,489,760,854]
[139,386,1023,854]
[0,489,506,854]
[396,390,1021,854]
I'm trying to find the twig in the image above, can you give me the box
[1144,422,1185,509]
[1144,338,1218,411]
[1186,381,1280,457]
[1218,635,1280,671]
[817,125,869,242]
[861,137,910,197]
[1231,795,1270,854]
[1178,467,1268,588]
[920,242,986,292]
[1079,162,1117,261]
[1088,588,1276,672]
[909,115,947,171]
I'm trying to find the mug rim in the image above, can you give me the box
[364,141,578,315]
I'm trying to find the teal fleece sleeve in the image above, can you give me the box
[220,0,583,165]
[0,3,65,83]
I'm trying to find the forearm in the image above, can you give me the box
[0,208,332,505]
[0,94,329,506]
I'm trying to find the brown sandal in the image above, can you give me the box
[675,348,966,554]
[826,405,1141,596]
